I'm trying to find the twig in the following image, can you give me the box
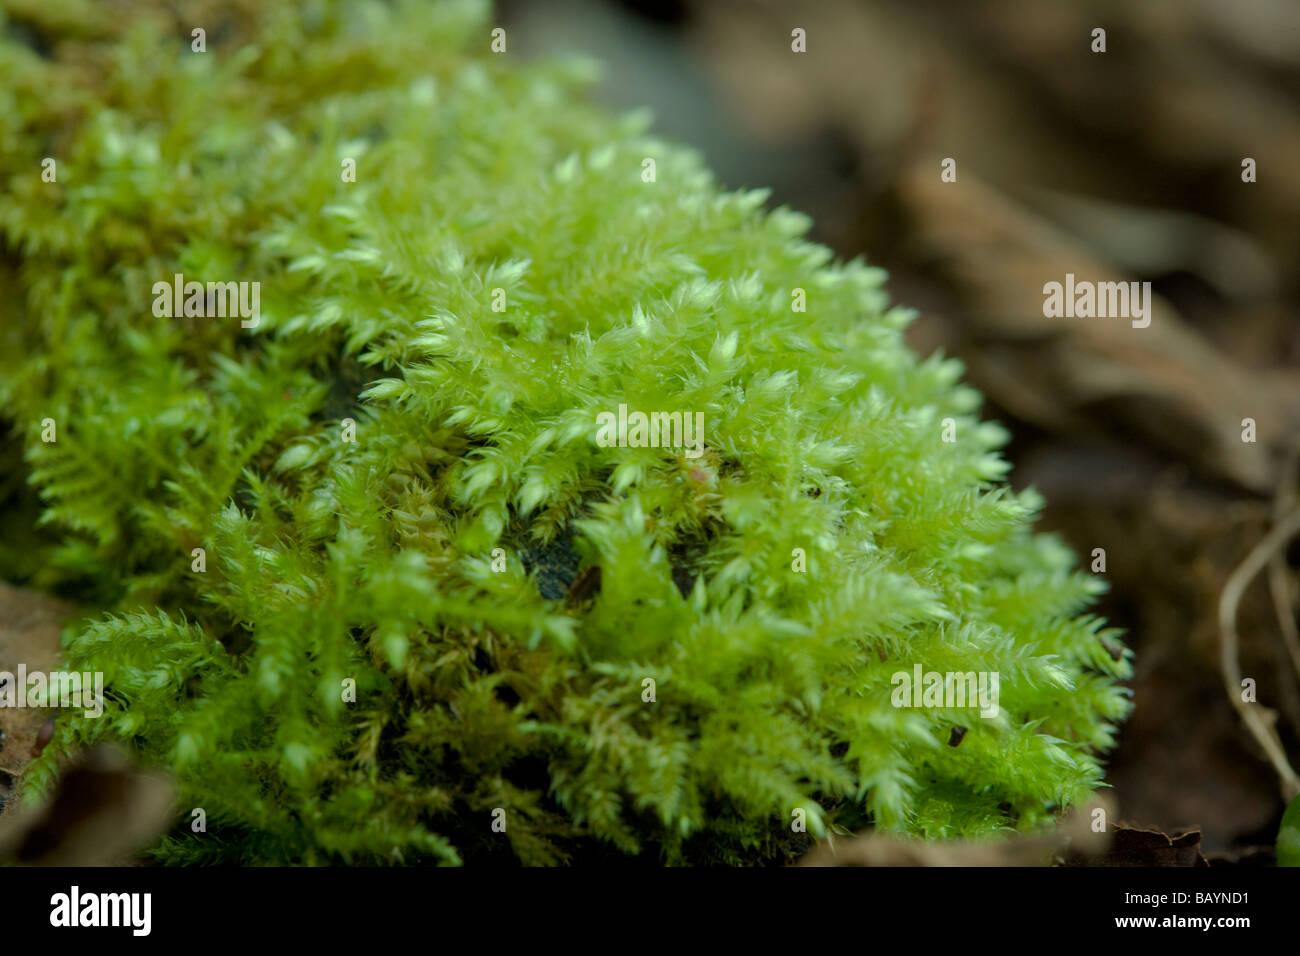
[1218,505,1300,801]
[1268,450,1300,686]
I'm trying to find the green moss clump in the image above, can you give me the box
[0,0,1130,864]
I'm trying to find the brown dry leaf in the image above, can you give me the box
[692,0,1300,335]
[0,581,73,815]
[739,0,1300,221]
[896,163,1300,494]
[1030,192,1279,304]
[0,745,175,866]
[1106,823,1209,867]
[796,796,1114,867]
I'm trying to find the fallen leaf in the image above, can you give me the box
[1105,823,1209,867]
[797,796,1114,866]
[0,581,73,816]
[896,164,1300,494]
[0,745,175,866]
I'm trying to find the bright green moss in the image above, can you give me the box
[0,0,1131,864]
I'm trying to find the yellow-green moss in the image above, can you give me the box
[0,0,1130,864]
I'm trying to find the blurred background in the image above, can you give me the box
[499,0,1300,859]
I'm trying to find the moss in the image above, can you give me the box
[0,0,1131,864]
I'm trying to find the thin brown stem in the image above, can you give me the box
[1218,505,1300,801]
[1268,450,1300,687]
